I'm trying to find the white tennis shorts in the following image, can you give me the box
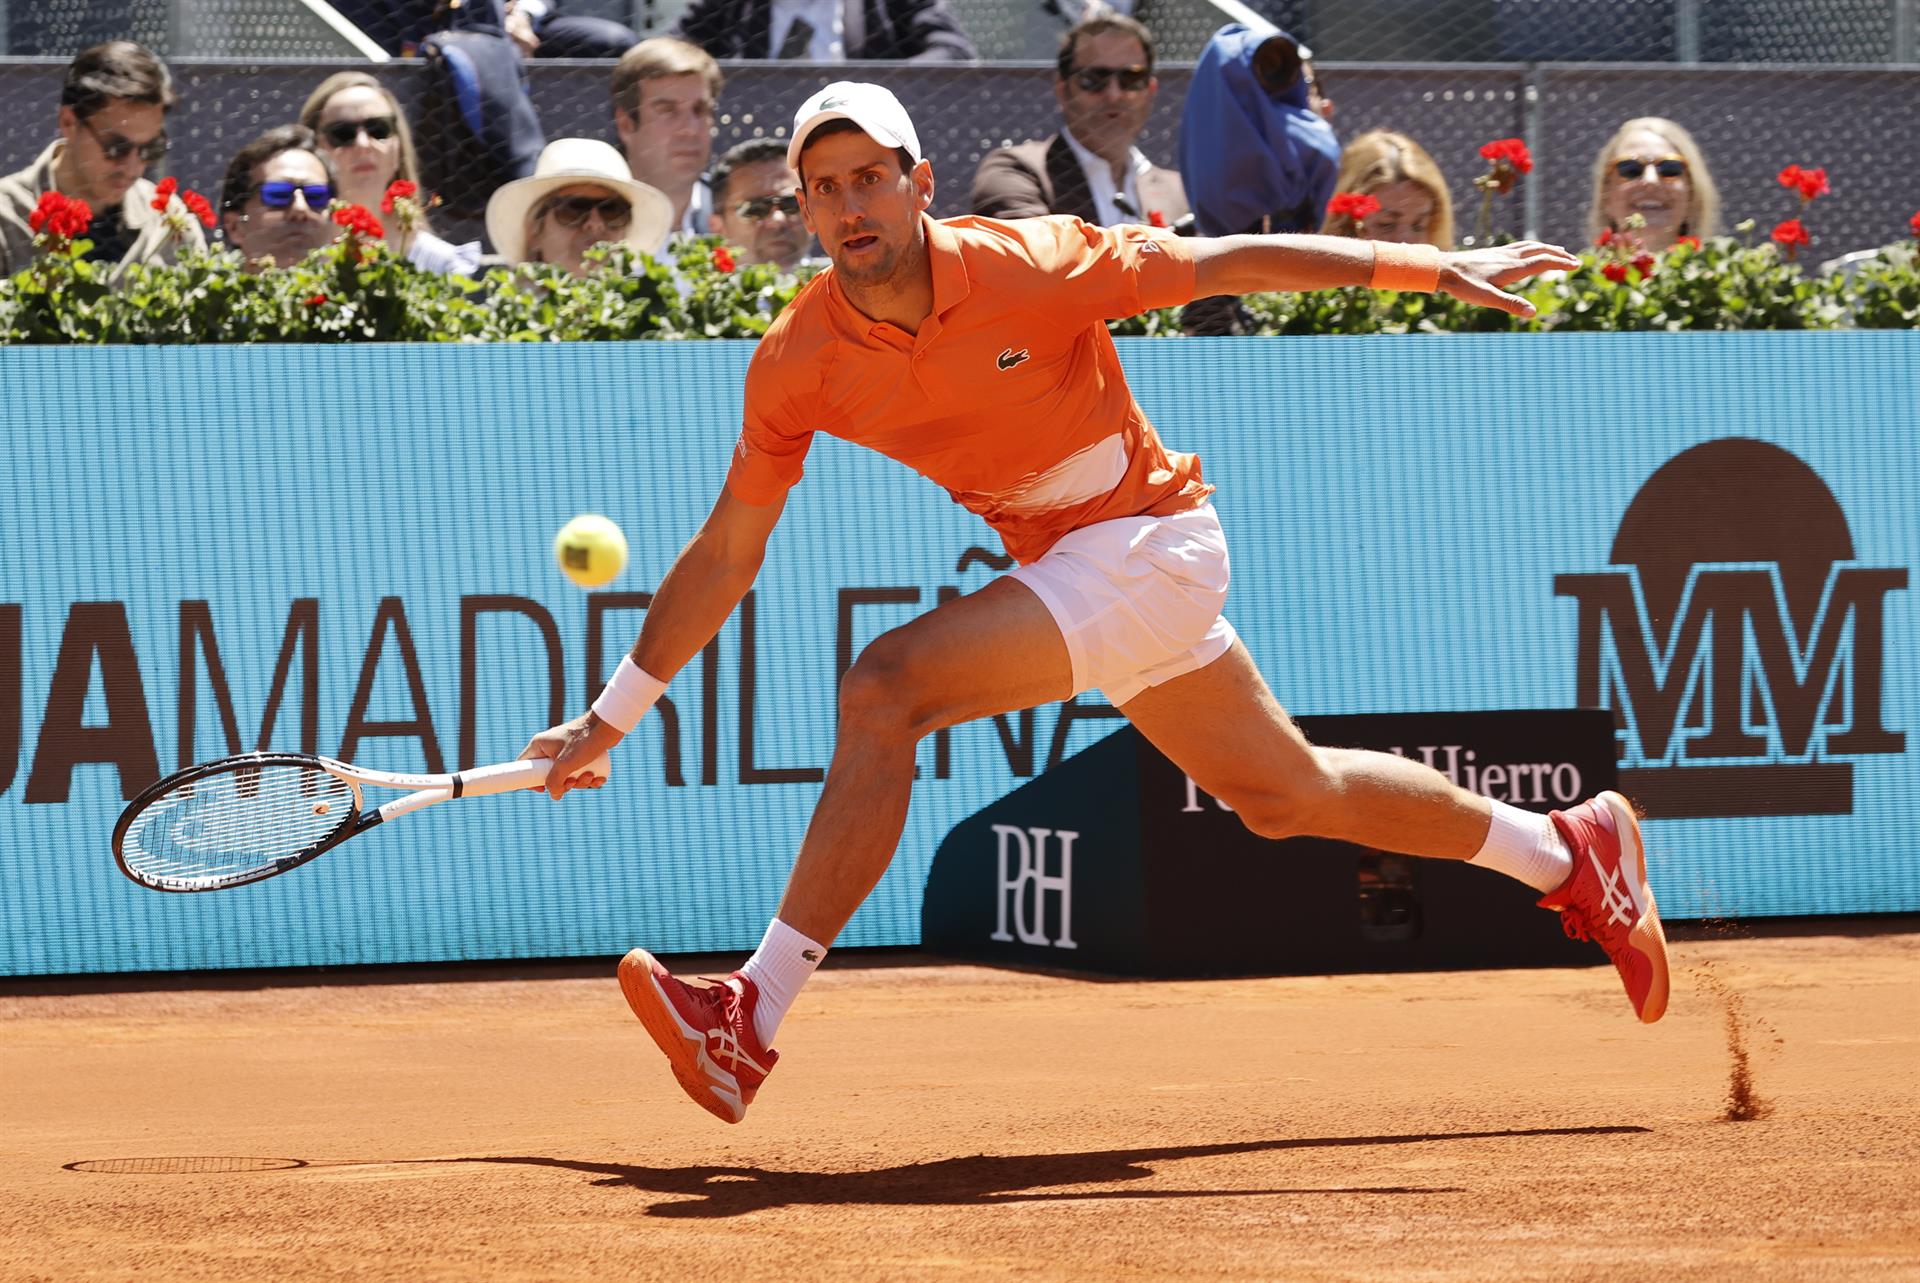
[1008,502,1238,706]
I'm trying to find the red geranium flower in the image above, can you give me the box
[28,190,92,241]
[380,179,418,214]
[1771,218,1811,247]
[305,294,328,306]
[1777,164,1829,201]
[1327,192,1382,224]
[1594,227,1615,247]
[150,176,178,210]
[181,190,216,229]
[1631,253,1657,277]
[1478,137,1533,175]
[1601,262,1629,283]
[1909,210,1920,239]
[331,203,385,239]
[1674,235,1702,252]
[1147,208,1167,228]
[711,245,737,273]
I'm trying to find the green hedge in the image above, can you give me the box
[3,226,1915,345]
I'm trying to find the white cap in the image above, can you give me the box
[786,81,923,172]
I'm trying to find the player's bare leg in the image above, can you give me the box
[1120,642,1668,1022]
[618,576,1075,1121]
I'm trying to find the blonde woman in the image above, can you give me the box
[1586,117,1720,249]
[1320,129,1454,247]
[298,71,479,273]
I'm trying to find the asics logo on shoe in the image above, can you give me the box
[706,1024,772,1075]
[1589,852,1639,927]
[996,347,1030,371]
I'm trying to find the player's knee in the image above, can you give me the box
[1225,751,1340,841]
[837,634,927,740]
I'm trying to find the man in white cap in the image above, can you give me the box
[523,82,1668,1126]
[484,137,672,277]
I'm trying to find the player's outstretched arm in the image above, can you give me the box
[521,485,788,798]
[1188,234,1581,320]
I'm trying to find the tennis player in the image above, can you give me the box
[521,82,1667,1125]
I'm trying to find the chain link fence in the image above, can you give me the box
[1,0,1916,258]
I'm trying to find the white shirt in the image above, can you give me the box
[1059,126,1155,227]
[654,177,716,255]
[770,0,846,60]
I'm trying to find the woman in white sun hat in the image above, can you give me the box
[485,137,673,277]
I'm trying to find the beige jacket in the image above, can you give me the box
[0,139,206,285]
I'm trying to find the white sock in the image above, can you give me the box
[738,918,826,1049]
[1468,801,1574,893]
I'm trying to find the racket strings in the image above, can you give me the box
[120,764,355,886]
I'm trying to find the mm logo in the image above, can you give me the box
[1555,438,1905,818]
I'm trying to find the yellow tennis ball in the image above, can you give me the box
[553,513,628,588]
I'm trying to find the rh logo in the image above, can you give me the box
[989,823,1077,949]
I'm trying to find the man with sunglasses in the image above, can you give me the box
[709,138,813,271]
[971,15,1187,231]
[216,125,343,272]
[0,41,204,283]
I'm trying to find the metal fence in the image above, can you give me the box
[3,53,1915,258]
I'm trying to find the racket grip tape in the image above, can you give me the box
[454,755,611,797]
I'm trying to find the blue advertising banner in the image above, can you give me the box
[1,334,1914,974]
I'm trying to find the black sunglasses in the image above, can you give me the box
[735,194,801,221]
[320,116,397,148]
[1613,155,1687,181]
[1069,65,1151,94]
[536,194,633,230]
[255,181,333,209]
[81,117,169,164]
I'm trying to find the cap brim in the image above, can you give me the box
[786,110,915,172]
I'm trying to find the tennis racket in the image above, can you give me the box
[110,751,608,893]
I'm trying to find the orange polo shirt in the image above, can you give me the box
[726,214,1213,564]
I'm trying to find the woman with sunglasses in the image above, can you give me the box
[484,138,672,280]
[1586,117,1721,251]
[297,71,479,275]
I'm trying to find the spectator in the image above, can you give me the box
[1587,116,1721,250]
[0,41,205,283]
[299,71,481,274]
[970,14,1187,229]
[1178,24,1340,237]
[218,125,342,272]
[485,138,672,279]
[505,1,640,58]
[611,38,722,252]
[709,138,812,271]
[670,0,976,61]
[1320,129,1454,247]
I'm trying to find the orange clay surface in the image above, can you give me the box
[3,925,1917,1282]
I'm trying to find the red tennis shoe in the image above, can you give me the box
[617,949,777,1123]
[1538,791,1671,1023]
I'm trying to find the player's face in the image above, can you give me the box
[1053,31,1156,160]
[224,148,339,272]
[616,74,714,194]
[1359,180,1436,245]
[714,157,808,270]
[796,131,933,289]
[1602,127,1692,248]
[56,99,167,207]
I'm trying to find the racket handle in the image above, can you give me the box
[457,754,611,798]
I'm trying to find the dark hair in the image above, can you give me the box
[794,118,914,183]
[1056,14,1156,79]
[711,137,790,206]
[61,41,177,121]
[219,125,339,213]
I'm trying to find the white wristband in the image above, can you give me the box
[591,656,668,734]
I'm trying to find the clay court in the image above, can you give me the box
[4,923,1916,1282]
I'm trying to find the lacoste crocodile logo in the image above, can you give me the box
[996,347,1030,371]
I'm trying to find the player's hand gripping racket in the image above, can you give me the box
[110,752,608,893]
